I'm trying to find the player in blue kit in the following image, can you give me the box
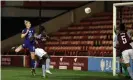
[15,20,36,76]
[15,26,52,78]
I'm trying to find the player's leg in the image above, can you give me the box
[120,61,129,77]
[122,49,133,79]
[129,49,133,70]
[29,46,36,76]
[36,48,52,74]
[41,56,46,78]
[35,48,46,77]
[34,55,38,68]
[30,53,36,75]
[15,45,23,53]
[40,49,52,74]
[120,56,129,77]
[46,57,50,70]
[45,55,52,74]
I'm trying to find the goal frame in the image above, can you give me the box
[113,2,133,76]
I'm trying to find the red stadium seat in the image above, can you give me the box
[41,10,133,57]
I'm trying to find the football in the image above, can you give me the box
[85,7,91,14]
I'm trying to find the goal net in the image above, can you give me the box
[113,2,133,76]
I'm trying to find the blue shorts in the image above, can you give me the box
[22,43,35,52]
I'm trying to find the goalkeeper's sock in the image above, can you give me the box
[127,67,133,79]
[46,58,50,70]
[42,64,46,77]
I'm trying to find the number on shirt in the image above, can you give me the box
[121,34,127,44]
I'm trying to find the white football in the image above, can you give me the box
[85,7,91,14]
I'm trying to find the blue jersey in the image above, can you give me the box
[22,28,35,45]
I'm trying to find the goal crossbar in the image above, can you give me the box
[114,2,133,6]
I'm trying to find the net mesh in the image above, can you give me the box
[116,6,133,31]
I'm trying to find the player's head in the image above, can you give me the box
[119,23,125,31]
[24,20,31,29]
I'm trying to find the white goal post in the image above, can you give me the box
[113,2,133,76]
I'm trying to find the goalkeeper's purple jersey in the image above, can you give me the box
[22,28,35,45]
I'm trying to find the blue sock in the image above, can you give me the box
[42,64,46,77]
[31,59,35,69]
[127,67,133,79]
[46,58,50,70]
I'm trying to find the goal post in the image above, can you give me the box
[113,4,116,76]
[113,2,133,76]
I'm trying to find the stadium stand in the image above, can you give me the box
[2,3,133,57]
[43,7,133,57]
[43,12,113,56]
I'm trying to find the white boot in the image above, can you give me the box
[46,70,52,74]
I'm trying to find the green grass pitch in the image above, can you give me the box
[1,67,127,80]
